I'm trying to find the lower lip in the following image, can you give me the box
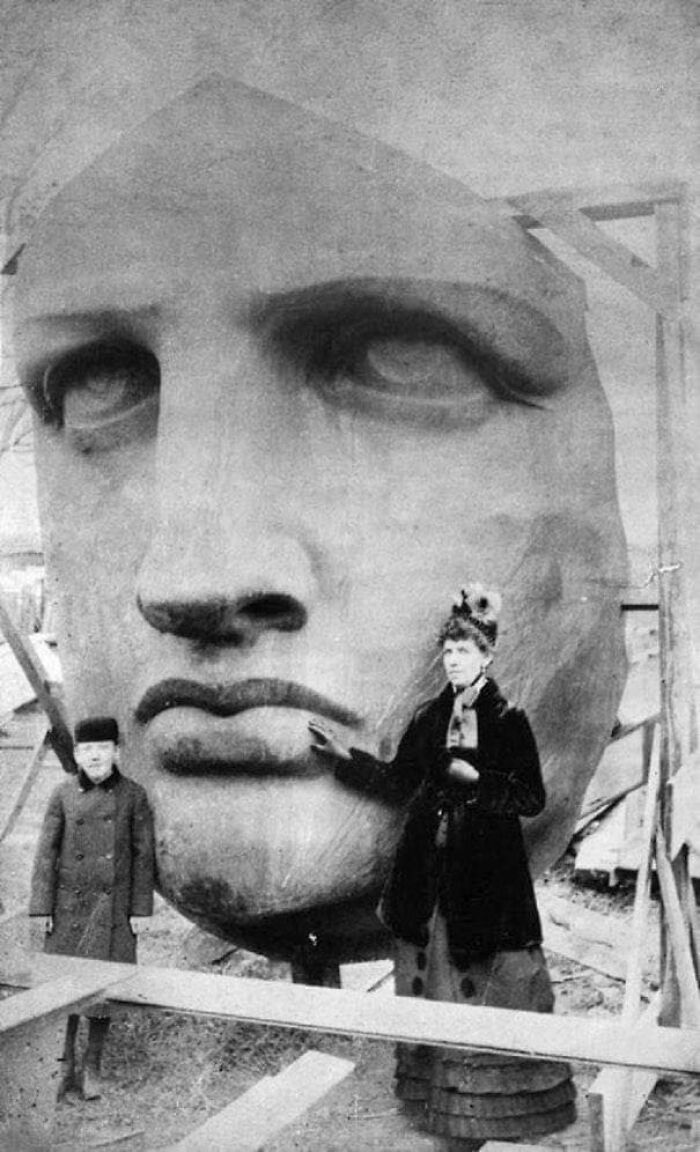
[143,706,341,777]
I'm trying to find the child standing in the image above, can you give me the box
[29,716,155,1101]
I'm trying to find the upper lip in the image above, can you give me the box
[135,677,361,728]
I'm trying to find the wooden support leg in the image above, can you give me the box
[656,834,700,1028]
[587,996,660,1152]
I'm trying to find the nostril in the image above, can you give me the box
[136,594,230,638]
[238,594,307,632]
[136,591,307,640]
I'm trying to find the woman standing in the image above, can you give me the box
[310,585,575,1148]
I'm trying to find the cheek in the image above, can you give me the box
[34,426,156,714]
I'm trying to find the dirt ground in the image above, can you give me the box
[1,705,699,1152]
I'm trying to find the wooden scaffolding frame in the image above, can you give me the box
[1,180,698,1152]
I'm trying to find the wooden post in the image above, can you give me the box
[588,731,661,1152]
[0,722,49,843]
[654,195,697,1027]
[0,595,76,774]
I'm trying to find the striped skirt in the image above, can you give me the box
[393,909,576,1145]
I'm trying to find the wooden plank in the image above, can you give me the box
[655,830,700,1028]
[0,598,75,773]
[482,1144,553,1152]
[15,954,700,1075]
[0,641,37,716]
[541,913,628,982]
[594,737,662,1151]
[171,1050,354,1151]
[0,723,48,843]
[340,958,393,992]
[167,959,386,1151]
[653,196,697,1028]
[506,192,675,315]
[623,736,661,1017]
[588,996,660,1152]
[576,719,656,831]
[574,799,626,883]
[0,962,136,1036]
[495,180,685,225]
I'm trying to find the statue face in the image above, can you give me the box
[13,80,627,961]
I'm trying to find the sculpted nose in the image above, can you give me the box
[137,589,307,642]
[136,522,316,645]
[135,331,324,646]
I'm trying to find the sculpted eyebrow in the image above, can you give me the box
[251,280,551,405]
[18,303,162,333]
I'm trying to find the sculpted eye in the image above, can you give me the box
[360,338,486,403]
[43,344,160,430]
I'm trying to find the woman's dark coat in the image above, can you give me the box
[29,769,155,963]
[337,678,545,963]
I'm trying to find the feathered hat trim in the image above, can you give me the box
[449,583,501,648]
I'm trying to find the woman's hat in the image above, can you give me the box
[449,584,502,648]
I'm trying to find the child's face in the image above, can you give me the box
[74,740,117,783]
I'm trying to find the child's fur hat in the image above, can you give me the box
[74,716,119,744]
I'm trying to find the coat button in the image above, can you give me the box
[105,853,113,860]
[76,818,84,825]
[104,887,112,895]
[76,853,84,860]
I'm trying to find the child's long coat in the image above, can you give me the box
[29,769,155,962]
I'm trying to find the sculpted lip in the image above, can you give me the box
[135,677,360,728]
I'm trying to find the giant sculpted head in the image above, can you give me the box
[13,76,627,964]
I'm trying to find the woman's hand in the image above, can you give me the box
[447,757,479,784]
[308,721,352,763]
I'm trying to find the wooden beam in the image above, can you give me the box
[506,192,675,316]
[170,1050,354,1151]
[0,723,48,843]
[623,737,661,1017]
[0,596,76,774]
[482,1144,554,1152]
[656,830,700,1029]
[542,919,627,982]
[13,954,700,1075]
[492,180,685,226]
[0,962,137,1036]
[654,195,697,1026]
[592,736,660,1152]
[165,960,387,1151]
[588,997,661,1152]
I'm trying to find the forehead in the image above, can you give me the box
[15,79,584,352]
[76,740,115,750]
